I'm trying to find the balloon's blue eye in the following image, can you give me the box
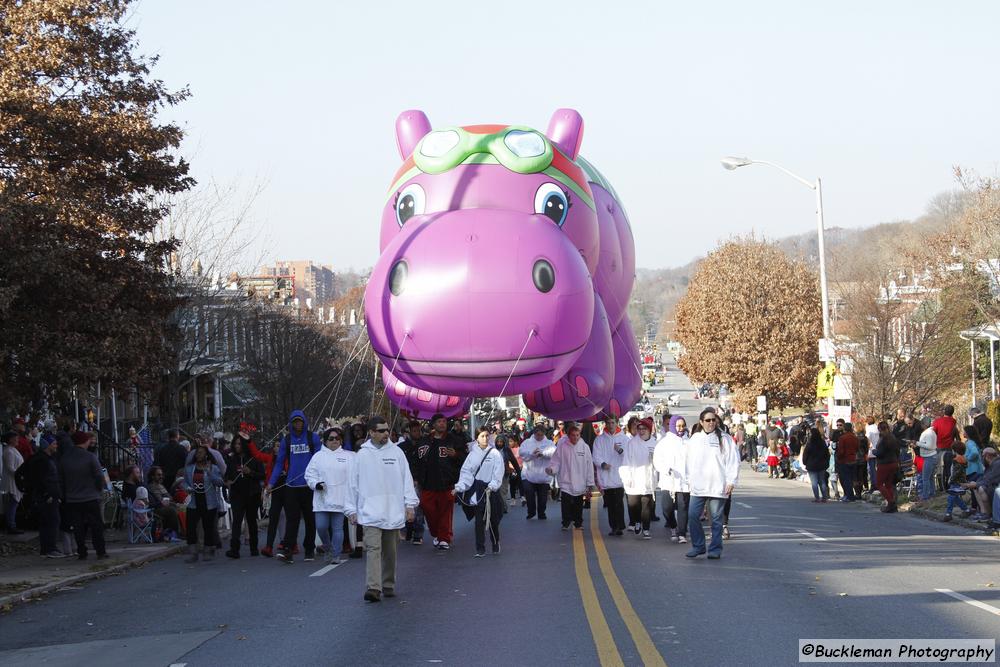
[395,183,425,226]
[534,183,569,226]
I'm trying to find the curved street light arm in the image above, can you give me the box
[747,160,816,190]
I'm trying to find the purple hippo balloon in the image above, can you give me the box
[364,109,642,419]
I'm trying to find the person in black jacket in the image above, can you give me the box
[414,414,467,550]
[494,433,521,514]
[399,421,426,545]
[153,429,188,489]
[61,431,108,559]
[872,421,901,513]
[224,435,265,558]
[29,436,65,557]
[801,428,831,502]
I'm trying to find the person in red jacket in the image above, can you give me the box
[13,418,33,462]
[835,424,859,502]
[244,425,290,558]
[932,405,958,493]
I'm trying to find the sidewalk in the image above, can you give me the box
[746,465,998,535]
[0,528,183,611]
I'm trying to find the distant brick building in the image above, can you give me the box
[259,260,335,306]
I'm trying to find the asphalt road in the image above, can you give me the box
[1,356,998,667]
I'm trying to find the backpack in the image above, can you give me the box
[14,460,30,494]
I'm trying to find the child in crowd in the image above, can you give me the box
[943,440,971,521]
[827,441,841,500]
[766,440,780,478]
[778,438,791,479]
[133,486,150,526]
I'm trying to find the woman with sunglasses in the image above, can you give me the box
[305,427,356,564]
[685,408,740,559]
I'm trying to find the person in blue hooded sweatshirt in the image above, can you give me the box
[265,410,321,563]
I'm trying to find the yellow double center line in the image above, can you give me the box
[571,504,669,667]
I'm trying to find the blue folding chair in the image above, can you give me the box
[126,499,156,544]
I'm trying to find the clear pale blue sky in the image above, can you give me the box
[132,0,1000,271]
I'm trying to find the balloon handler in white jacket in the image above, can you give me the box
[454,428,505,557]
[346,417,419,603]
[304,426,356,565]
[546,424,596,530]
[685,408,740,560]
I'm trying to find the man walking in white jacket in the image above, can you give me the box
[685,409,740,559]
[593,416,628,536]
[546,423,595,530]
[346,417,418,602]
[520,425,556,520]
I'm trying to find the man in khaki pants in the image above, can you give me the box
[347,416,418,602]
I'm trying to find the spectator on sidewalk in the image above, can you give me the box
[3,432,25,534]
[933,405,958,493]
[153,429,187,489]
[943,440,971,521]
[964,447,1000,526]
[122,465,145,503]
[801,427,831,502]
[61,431,108,559]
[146,466,181,540]
[835,423,859,502]
[13,417,34,462]
[347,416,418,602]
[970,408,994,448]
[29,435,64,557]
[183,442,225,563]
[872,421,900,513]
[917,422,939,502]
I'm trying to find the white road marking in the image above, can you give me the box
[309,562,342,577]
[169,664,187,667]
[736,501,753,509]
[935,589,1000,617]
[795,529,827,541]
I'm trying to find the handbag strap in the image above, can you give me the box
[471,447,490,481]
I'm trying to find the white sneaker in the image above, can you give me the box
[642,530,652,540]
[678,535,688,544]
[439,541,450,551]
[633,523,641,535]
[670,528,679,543]
[432,538,440,548]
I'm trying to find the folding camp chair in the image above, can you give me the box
[896,449,917,501]
[126,499,156,544]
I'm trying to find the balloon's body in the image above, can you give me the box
[365,109,642,420]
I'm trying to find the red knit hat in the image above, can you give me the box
[639,417,655,432]
[72,431,91,446]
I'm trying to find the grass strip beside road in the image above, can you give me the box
[572,526,624,667]
[590,509,669,667]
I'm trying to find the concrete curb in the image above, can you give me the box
[857,495,997,535]
[0,544,184,612]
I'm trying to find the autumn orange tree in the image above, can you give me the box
[0,0,192,407]
[674,238,823,410]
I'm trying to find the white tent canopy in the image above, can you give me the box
[960,325,1000,403]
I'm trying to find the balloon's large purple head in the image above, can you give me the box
[365,110,599,397]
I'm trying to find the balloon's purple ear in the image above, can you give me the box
[546,109,584,161]
[395,110,432,160]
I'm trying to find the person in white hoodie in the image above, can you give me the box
[653,415,690,544]
[545,423,595,530]
[346,417,418,603]
[620,417,658,539]
[685,408,740,560]
[520,425,556,520]
[454,428,505,557]
[592,415,628,536]
[305,426,356,564]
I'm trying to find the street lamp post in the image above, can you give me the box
[720,157,832,341]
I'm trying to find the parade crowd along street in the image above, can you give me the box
[4,396,994,603]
